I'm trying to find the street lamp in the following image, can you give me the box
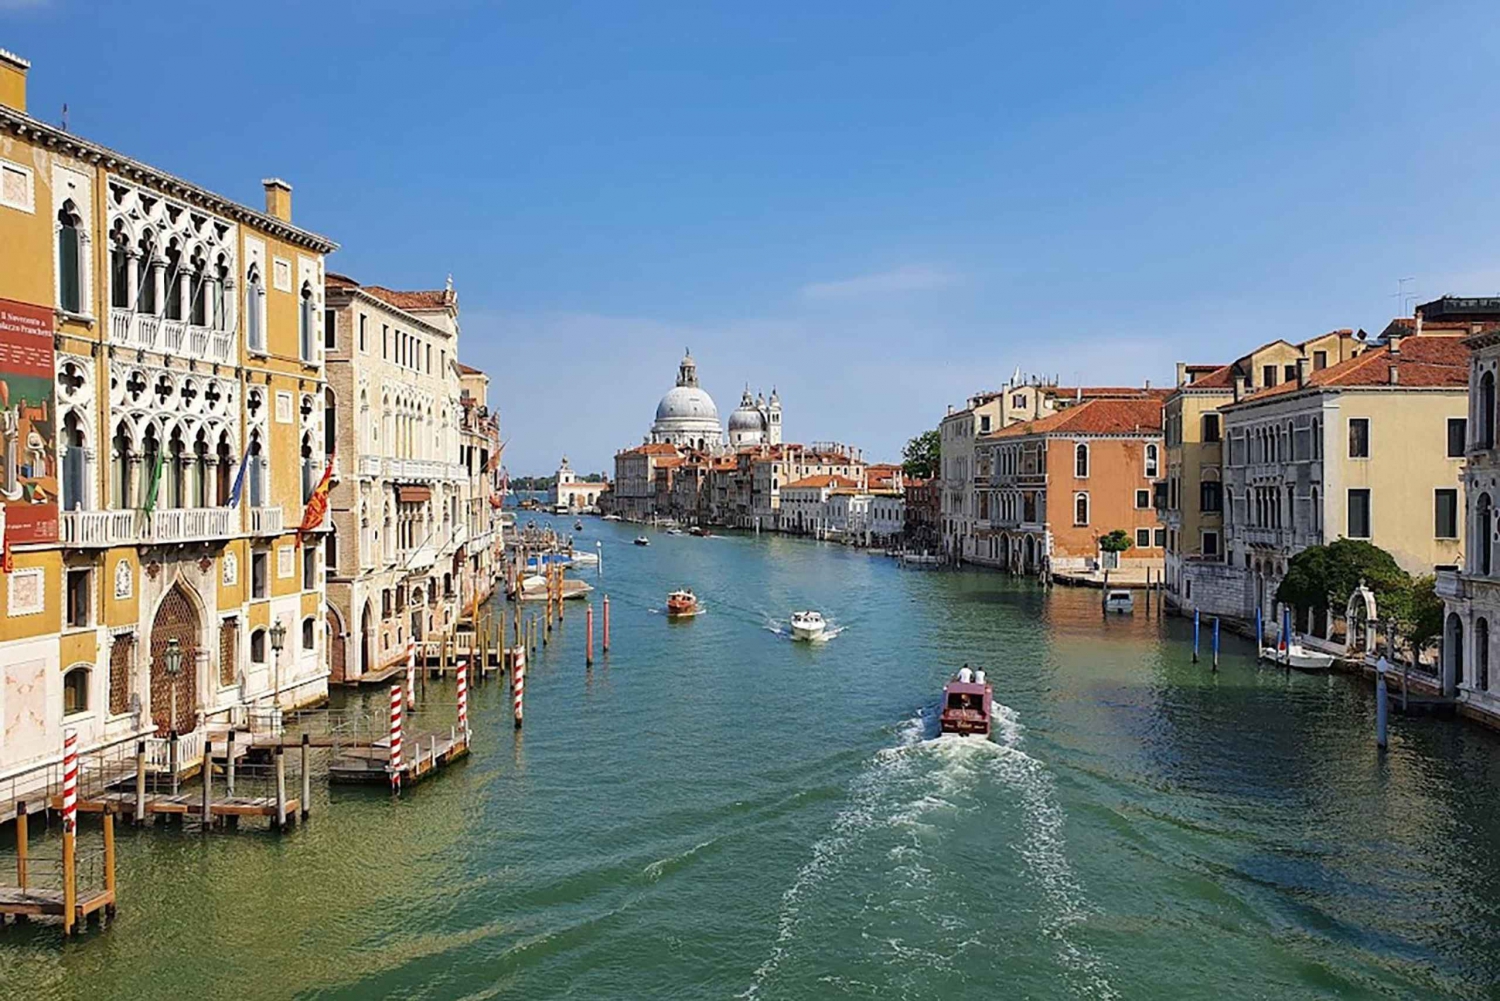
[269,618,287,711]
[165,637,182,792]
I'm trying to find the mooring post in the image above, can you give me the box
[61,730,77,938]
[1212,616,1220,672]
[514,650,525,730]
[1376,657,1390,749]
[170,729,180,796]
[201,737,212,829]
[1193,608,1200,664]
[103,808,116,917]
[14,802,26,891]
[587,602,595,666]
[301,732,312,819]
[603,594,611,652]
[62,827,75,937]
[1145,568,1152,615]
[1101,569,1110,617]
[135,740,147,825]
[274,745,287,831]
[226,729,236,797]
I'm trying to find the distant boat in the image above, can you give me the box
[602,514,623,521]
[789,610,826,642]
[666,590,697,616]
[667,528,684,536]
[1103,589,1134,614]
[939,667,992,738]
[1259,641,1335,671]
[634,535,650,546]
[574,519,584,531]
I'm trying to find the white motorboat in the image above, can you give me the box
[666,528,684,536]
[1259,642,1335,671]
[634,535,650,546]
[790,610,827,641]
[602,514,623,522]
[1103,589,1134,614]
[569,550,599,566]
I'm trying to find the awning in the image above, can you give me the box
[398,485,432,503]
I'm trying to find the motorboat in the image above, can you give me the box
[1259,641,1335,671]
[939,667,993,737]
[689,526,713,538]
[602,514,623,522]
[666,590,698,616]
[634,536,650,546]
[667,528,684,536]
[569,550,599,566]
[574,519,583,531]
[789,610,827,641]
[1103,589,1134,614]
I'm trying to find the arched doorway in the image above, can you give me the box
[150,583,201,735]
[1023,534,1036,573]
[1445,612,1465,696]
[1477,617,1490,693]
[360,601,373,681]
[327,608,347,684]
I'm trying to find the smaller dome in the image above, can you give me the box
[729,405,764,433]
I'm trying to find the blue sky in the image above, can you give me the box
[7,1,1500,474]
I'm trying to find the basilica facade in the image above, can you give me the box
[645,350,781,453]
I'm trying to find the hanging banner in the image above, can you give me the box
[0,298,57,545]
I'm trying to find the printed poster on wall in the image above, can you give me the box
[0,297,57,545]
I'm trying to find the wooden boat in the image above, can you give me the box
[666,590,697,616]
[939,667,992,737]
[634,535,650,546]
[789,610,827,641]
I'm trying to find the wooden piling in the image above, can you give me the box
[301,732,312,819]
[587,602,594,666]
[226,729,236,797]
[274,746,287,831]
[62,829,75,937]
[102,809,116,917]
[14,803,26,891]
[134,741,147,825]
[169,730,180,796]
[603,594,611,652]
[201,737,212,828]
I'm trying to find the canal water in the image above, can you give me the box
[3,513,1500,999]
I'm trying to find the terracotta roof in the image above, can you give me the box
[782,474,861,490]
[361,286,453,312]
[984,397,1163,439]
[325,271,358,289]
[618,442,681,457]
[458,362,484,375]
[1047,385,1165,400]
[1236,335,1469,402]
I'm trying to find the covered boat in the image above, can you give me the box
[634,535,650,546]
[939,666,993,737]
[666,589,698,616]
[789,610,826,641]
[1259,641,1335,671]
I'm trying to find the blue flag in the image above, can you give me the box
[227,450,251,507]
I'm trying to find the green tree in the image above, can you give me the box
[1098,529,1133,554]
[1276,538,1408,616]
[902,429,941,479]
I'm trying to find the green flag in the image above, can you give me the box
[142,443,165,514]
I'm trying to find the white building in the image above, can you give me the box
[649,350,723,451]
[727,386,782,447]
[553,456,605,512]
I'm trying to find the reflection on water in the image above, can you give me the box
[2,517,1500,1000]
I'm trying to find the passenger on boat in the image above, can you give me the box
[958,665,974,683]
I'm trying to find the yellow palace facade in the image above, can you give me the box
[0,50,337,791]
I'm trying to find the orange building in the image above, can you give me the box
[975,398,1165,576]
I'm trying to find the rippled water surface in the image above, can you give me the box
[4,515,1500,999]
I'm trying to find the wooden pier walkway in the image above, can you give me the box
[47,790,300,823]
[329,729,469,785]
[0,884,114,927]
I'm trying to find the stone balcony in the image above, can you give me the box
[356,454,382,478]
[110,308,236,365]
[386,458,464,482]
[1436,570,1466,601]
[247,506,284,537]
[60,507,239,547]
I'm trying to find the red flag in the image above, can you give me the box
[296,454,335,547]
[1,537,12,574]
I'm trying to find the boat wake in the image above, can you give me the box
[739,702,1115,999]
[760,615,844,643]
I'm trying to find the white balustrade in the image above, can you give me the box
[148,507,237,543]
[161,319,186,354]
[137,314,161,351]
[60,509,142,546]
[110,308,134,347]
[248,506,284,536]
[187,325,211,358]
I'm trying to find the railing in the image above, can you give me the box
[211,330,235,364]
[248,506,284,536]
[110,307,133,347]
[137,314,161,351]
[404,545,437,571]
[385,458,465,482]
[150,507,237,544]
[161,319,187,355]
[187,324,210,358]
[60,509,142,546]
[357,454,382,477]
[146,728,205,774]
[104,309,235,363]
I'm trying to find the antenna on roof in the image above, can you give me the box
[60,102,68,132]
[1391,276,1417,316]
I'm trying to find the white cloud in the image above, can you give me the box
[800,264,959,301]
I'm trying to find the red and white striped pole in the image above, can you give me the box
[512,645,525,729]
[62,728,78,835]
[603,594,610,652]
[389,684,404,792]
[406,643,417,710]
[586,602,594,666]
[456,659,469,739]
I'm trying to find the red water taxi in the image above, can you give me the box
[666,590,698,616]
[939,667,992,737]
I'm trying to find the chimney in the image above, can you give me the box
[1388,363,1400,386]
[1388,332,1402,357]
[262,178,293,222]
[1414,308,1424,338]
[0,49,28,113]
[1296,356,1309,388]
[1144,379,1151,391]
[1176,362,1187,387]
[1233,373,1246,403]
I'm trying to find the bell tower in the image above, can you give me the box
[768,387,782,445]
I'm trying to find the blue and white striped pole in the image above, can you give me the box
[1193,608,1201,664]
[1212,616,1220,672]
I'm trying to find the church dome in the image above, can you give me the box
[728,388,763,433]
[655,385,719,424]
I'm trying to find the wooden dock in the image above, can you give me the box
[329,729,469,785]
[47,790,299,823]
[0,884,115,927]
